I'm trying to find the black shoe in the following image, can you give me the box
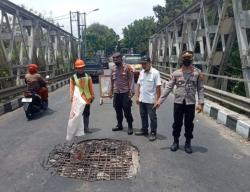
[112,125,123,131]
[184,143,192,154]
[135,130,148,136]
[170,141,179,152]
[127,129,133,135]
[149,132,156,141]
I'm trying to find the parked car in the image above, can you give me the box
[123,54,142,82]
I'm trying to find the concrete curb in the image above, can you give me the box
[161,79,250,140]
[0,79,70,116]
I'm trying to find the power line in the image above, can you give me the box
[53,17,70,21]
[52,14,69,19]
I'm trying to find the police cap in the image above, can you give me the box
[182,51,193,60]
[140,56,151,64]
[112,52,122,58]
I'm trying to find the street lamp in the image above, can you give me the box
[82,8,99,58]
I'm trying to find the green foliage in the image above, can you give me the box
[85,23,119,56]
[121,17,156,55]
[225,42,246,96]
[153,0,194,29]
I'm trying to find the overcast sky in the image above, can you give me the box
[10,0,165,38]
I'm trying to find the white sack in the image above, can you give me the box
[66,86,86,141]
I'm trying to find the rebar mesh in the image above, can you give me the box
[44,139,139,181]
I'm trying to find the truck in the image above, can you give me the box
[123,54,142,82]
[84,57,104,82]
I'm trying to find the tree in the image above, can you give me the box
[153,0,194,29]
[85,23,119,57]
[121,17,156,55]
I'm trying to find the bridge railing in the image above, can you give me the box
[156,65,250,116]
[0,72,73,103]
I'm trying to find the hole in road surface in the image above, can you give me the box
[45,139,140,181]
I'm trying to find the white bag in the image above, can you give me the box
[66,86,86,141]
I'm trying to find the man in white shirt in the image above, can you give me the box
[135,56,161,141]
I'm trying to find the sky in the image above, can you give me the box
[10,0,165,38]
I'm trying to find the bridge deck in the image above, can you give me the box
[0,81,249,192]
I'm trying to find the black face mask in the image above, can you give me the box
[183,59,192,66]
[115,62,122,66]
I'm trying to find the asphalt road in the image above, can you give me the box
[0,77,250,192]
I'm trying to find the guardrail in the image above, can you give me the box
[0,72,73,103]
[160,72,250,115]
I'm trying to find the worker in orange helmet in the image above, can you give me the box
[24,63,48,108]
[69,59,95,133]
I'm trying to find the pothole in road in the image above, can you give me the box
[44,139,140,181]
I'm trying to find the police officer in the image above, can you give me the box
[109,52,134,135]
[154,51,204,153]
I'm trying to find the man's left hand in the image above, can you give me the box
[129,91,134,98]
[196,104,204,113]
[153,100,161,109]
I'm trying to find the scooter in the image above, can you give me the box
[22,91,48,120]
[22,76,49,120]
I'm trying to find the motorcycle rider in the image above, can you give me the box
[24,63,48,109]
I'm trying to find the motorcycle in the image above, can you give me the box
[22,92,48,120]
[22,75,49,120]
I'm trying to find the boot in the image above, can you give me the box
[184,140,192,154]
[84,116,92,133]
[135,129,148,136]
[170,138,179,152]
[148,132,156,141]
[127,122,133,135]
[112,124,123,131]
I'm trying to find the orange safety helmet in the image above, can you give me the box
[28,63,38,74]
[74,59,86,68]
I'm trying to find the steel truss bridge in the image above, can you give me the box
[0,0,79,89]
[150,0,250,101]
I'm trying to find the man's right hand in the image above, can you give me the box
[136,97,140,105]
[108,91,113,99]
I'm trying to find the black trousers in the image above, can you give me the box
[82,104,90,130]
[172,100,195,141]
[83,104,90,117]
[113,92,133,126]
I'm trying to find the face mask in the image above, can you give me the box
[183,59,192,66]
[77,68,84,74]
[115,62,121,66]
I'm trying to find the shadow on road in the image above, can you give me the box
[27,108,55,120]
[88,128,102,134]
[160,145,208,153]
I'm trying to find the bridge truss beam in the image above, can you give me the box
[150,0,250,97]
[0,0,78,86]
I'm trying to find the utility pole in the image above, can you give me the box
[69,11,82,58]
[69,9,99,59]
[69,11,73,35]
[83,12,87,58]
[76,11,81,40]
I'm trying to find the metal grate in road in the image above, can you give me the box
[45,139,139,181]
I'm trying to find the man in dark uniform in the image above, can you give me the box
[154,51,204,154]
[109,52,134,135]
